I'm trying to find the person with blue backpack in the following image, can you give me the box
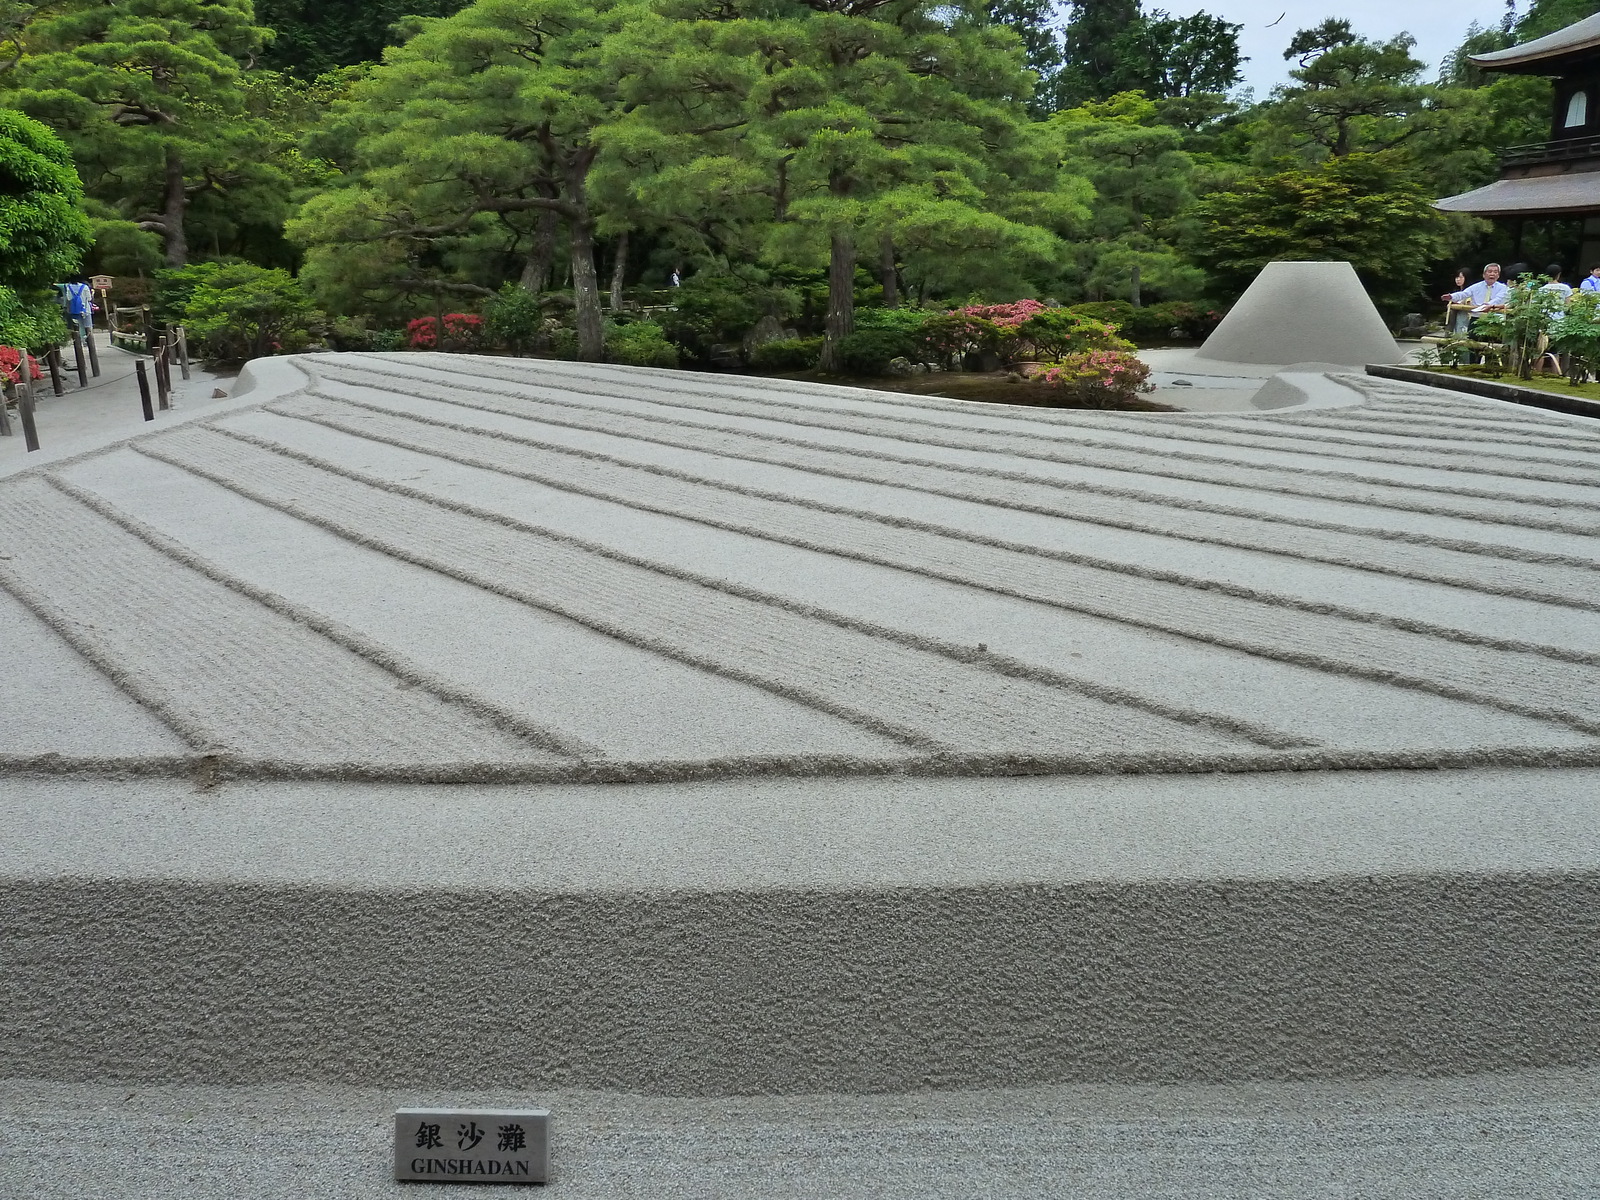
[57,276,93,335]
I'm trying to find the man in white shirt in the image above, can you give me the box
[1442,262,1508,310]
[1582,265,1600,293]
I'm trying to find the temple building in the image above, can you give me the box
[1436,13,1600,271]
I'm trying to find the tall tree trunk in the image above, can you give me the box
[162,146,188,267]
[879,233,899,307]
[609,230,628,311]
[569,214,604,361]
[519,208,559,293]
[818,231,856,373]
[1130,264,1142,308]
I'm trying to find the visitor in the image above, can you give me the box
[1443,262,1508,310]
[1583,265,1600,292]
[58,276,93,335]
[1542,264,1573,299]
[1452,266,1470,292]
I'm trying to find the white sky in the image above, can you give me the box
[1151,0,1516,95]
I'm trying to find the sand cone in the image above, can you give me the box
[1197,261,1402,367]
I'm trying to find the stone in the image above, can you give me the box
[211,388,228,399]
[886,357,916,376]
[394,1108,549,1184]
[742,314,790,352]
[708,343,744,370]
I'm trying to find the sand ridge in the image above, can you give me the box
[3,352,1598,782]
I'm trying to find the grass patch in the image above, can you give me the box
[1413,365,1600,402]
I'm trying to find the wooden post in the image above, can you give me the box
[176,325,191,380]
[0,364,14,438]
[84,325,101,377]
[18,359,39,451]
[141,305,154,354]
[154,340,170,410]
[71,328,89,387]
[46,348,64,396]
[135,360,154,421]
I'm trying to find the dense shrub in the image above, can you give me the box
[749,336,822,371]
[370,328,409,352]
[658,273,791,362]
[181,263,325,366]
[408,312,485,351]
[153,262,228,325]
[1067,300,1137,328]
[605,320,679,367]
[835,328,917,375]
[916,313,999,369]
[1016,310,1130,360]
[1041,350,1154,406]
[548,326,579,359]
[484,282,546,354]
[1121,300,1224,343]
[854,306,932,334]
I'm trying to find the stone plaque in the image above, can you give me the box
[394,1108,548,1184]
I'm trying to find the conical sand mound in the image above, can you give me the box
[1197,261,1402,366]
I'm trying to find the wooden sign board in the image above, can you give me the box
[394,1108,549,1184]
[90,275,114,291]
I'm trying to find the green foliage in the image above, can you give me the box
[1495,275,1568,378]
[0,107,89,349]
[255,0,471,77]
[1189,154,1449,313]
[153,262,228,324]
[484,283,546,356]
[0,283,66,349]
[833,328,917,376]
[605,320,678,368]
[179,262,323,365]
[1053,0,1242,109]
[748,337,823,372]
[656,273,789,363]
[854,306,935,334]
[1017,309,1128,358]
[84,212,164,278]
[1549,290,1600,382]
[0,107,90,292]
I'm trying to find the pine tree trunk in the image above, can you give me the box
[609,230,628,311]
[162,146,188,267]
[1130,264,1142,308]
[818,232,856,373]
[570,215,604,361]
[879,233,897,307]
[520,209,559,293]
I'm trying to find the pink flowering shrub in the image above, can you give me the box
[1041,350,1154,406]
[408,312,486,351]
[955,299,1048,328]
